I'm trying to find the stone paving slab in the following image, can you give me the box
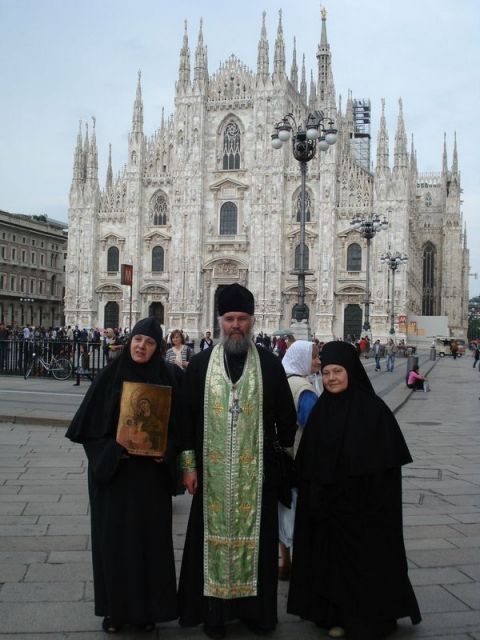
[403,525,466,539]
[0,503,27,515]
[405,538,457,551]
[414,584,470,613]
[446,535,480,549]
[0,581,85,602]
[1,517,39,526]
[407,548,480,568]
[458,564,480,581]
[0,493,60,502]
[0,524,48,537]
[24,561,92,582]
[0,535,88,552]
[23,502,88,516]
[48,551,91,563]
[0,602,99,633]
[44,524,91,536]
[445,582,480,610]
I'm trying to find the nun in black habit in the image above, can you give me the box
[287,341,421,640]
[66,318,179,633]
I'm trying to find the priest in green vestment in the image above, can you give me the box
[178,283,297,639]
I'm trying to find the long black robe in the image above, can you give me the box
[287,341,421,639]
[178,345,297,630]
[66,348,179,626]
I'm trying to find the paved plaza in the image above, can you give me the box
[0,353,479,638]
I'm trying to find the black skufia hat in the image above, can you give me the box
[130,317,163,343]
[218,283,254,316]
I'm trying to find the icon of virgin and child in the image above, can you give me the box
[116,381,171,456]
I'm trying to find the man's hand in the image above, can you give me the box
[183,470,198,495]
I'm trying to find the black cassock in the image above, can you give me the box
[66,350,180,626]
[178,346,297,631]
[287,341,421,640]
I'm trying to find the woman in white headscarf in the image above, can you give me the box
[278,340,320,580]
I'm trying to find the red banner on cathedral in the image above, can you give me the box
[121,264,133,286]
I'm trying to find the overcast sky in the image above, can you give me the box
[1,0,479,296]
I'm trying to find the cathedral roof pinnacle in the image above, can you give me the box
[452,131,458,175]
[71,119,84,184]
[442,131,448,176]
[316,5,336,113]
[83,121,89,181]
[300,53,307,103]
[273,9,286,81]
[309,70,316,110]
[106,143,113,192]
[194,17,208,88]
[376,97,390,173]
[256,11,269,82]
[290,37,298,90]
[132,71,144,133]
[178,19,191,88]
[393,97,408,172]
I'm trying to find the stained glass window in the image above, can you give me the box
[152,246,164,272]
[222,122,241,170]
[151,192,168,225]
[107,246,119,272]
[220,202,238,235]
[347,243,362,271]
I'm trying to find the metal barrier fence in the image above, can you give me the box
[0,339,109,379]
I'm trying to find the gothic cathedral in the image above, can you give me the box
[65,10,469,340]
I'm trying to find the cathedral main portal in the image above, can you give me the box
[343,304,362,340]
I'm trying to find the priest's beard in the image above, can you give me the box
[220,326,253,355]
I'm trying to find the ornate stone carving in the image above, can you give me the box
[214,260,239,277]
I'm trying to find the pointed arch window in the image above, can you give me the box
[222,121,241,170]
[422,242,436,315]
[347,243,362,271]
[107,246,119,272]
[151,192,168,226]
[294,243,309,270]
[220,202,238,235]
[152,246,164,273]
[295,191,312,222]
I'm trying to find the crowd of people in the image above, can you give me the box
[66,283,421,640]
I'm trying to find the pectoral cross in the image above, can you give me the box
[229,395,242,426]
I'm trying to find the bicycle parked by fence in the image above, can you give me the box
[24,351,73,381]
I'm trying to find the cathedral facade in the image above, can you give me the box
[65,11,469,340]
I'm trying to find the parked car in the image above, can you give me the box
[434,336,466,358]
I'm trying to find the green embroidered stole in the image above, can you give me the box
[203,343,264,598]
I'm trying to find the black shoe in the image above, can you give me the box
[102,617,121,634]
[203,623,226,640]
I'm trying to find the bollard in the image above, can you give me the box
[406,355,419,384]
[429,347,436,361]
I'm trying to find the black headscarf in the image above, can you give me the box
[66,317,168,443]
[296,341,412,484]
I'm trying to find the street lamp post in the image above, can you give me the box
[272,111,337,327]
[380,252,408,334]
[350,213,388,332]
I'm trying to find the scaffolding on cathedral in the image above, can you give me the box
[351,98,371,172]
